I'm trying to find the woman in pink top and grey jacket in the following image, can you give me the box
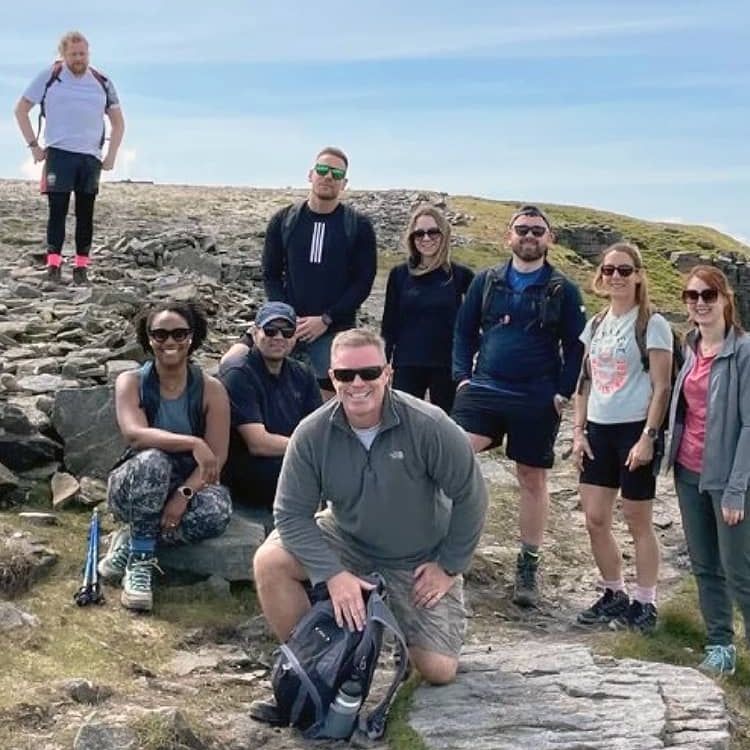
[666,265,750,677]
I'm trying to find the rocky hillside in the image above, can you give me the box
[1,179,749,749]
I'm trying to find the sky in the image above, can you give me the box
[1,1,748,242]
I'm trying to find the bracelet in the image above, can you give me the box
[573,424,585,432]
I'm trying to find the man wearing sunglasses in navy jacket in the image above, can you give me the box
[452,205,586,608]
[219,302,322,528]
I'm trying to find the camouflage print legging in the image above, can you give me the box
[107,449,232,544]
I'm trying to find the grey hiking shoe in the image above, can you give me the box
[98,527,130,583]
[45,265,62,285]
[121,552,162,612]
[698,644,736,677]
[512,551,539,607]
[72,266,89,285]
[577,589,630,626]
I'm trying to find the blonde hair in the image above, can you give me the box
[58,31,88,56]
[331,329,386,363]
[592,242,653,330]
[404,204,451,276]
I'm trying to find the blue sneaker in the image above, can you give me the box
[698,644,736,677]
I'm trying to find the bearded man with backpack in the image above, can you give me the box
[251,329,487,726]
[452,205,586,608]
[15,31,125,286]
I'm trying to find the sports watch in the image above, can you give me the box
[177,485,194,501]
[642,427,658,440]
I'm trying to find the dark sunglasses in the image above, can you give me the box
[148,327,192,343]
[411,227,442,241]
[682,288,719,304]
[601,265,636,278]
[331,366,385,383]
[313,163,347,180]
[262,324,295,339]
[513,225,547,238]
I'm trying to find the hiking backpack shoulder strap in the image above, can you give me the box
[480,261,510,325]
[37,61,64,138]
[138,361,160,426]
[186,363,206,436]
[353,591,409,742]
[89,66,112,106]
[280,201,306,249]
[576,309,607,394]
[341,203,359,248]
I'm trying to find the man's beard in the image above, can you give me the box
[512,241,546,262]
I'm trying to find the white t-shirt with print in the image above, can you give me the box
[580,307,672,424]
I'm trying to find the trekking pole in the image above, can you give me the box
[89,508,104,605]
[74,509,105,606]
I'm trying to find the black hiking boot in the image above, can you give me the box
[577,589,630,626]
[249,698,286,726]
[612,600,658,634]
[72,266,89,285]
[512,551,539,607]
[45,265,62,285]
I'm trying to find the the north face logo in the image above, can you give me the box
[389,450,404,460]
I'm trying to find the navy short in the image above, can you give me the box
[451,384,560,468]
[42,147,101,195]
[579,420,656,501]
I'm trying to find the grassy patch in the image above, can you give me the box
[386,674,428,750]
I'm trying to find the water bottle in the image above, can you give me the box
[323,679,363,739]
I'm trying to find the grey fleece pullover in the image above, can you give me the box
[274,389,488,585]
[667,327,750,510]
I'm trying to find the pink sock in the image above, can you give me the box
[633,585,656,605]
[599,579,626,593]
[46,253,62,268]
[74,255,90,268]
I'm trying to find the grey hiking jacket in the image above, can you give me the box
[666,327,750,510]
[274,389,488,585]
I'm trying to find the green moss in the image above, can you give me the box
[386,675,429,750]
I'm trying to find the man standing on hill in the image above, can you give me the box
[452,205,586,607]
[14,30,125,286]
[227,147,377,400]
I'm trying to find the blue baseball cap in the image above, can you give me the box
[255,301,296,328]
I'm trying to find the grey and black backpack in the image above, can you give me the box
[270,576,409,741]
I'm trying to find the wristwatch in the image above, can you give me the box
[642,427,658,440]
[321,313,333,327]
[441,565,460,577]
[177,485,194,501]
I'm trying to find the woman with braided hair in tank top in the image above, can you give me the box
[100,300,231,612]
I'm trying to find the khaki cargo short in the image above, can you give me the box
[267,511,466,657]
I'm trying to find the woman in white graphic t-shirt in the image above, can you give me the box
[572,242,673,635]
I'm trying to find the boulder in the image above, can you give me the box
[158,508,266,582]
[0,433,61,472]
[0,602,39,631]
[73,722,137,750]
[51,471,80,508]
[52,386,125,479]
[0,462,19,497]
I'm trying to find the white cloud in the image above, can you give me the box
[20,156,42,180]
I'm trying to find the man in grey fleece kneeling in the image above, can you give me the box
[253,328,488,693]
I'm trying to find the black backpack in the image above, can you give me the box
[270,577,409,741]
[480,260,568,334]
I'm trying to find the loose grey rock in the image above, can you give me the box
[18,511,58,526]
[59,677,114,704]
[78,475,108,506]
[51,471,80,508]
[0,461,19,496]
[73,722,137,750]
[0,601,40,631]
[0,432,61,472]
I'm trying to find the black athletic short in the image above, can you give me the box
[451,383,561,468]
[42,147,102,195]
[579,420,656,501]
